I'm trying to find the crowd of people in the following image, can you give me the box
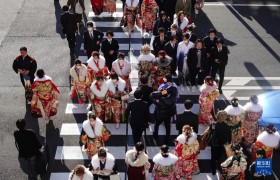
[12,0,280,180]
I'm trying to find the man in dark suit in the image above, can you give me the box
[153,28,168,57]
[210,39,229,94]
[83,21,104,58]
[126,90,151,144]
[60,5,77,54]
[187,39,208,92]
[167,24,182,43]
[14,119,43,180]
[164,35,178,76]
[176,99,198,134]
[186,25,197,43]
[101,31,119,71]
[138,76,153,106]
[203,29,218,72]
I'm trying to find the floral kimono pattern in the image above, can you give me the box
[141,0,158,32]
[124,1,139,32]
[70,65,88,104]
[87,57,109,86]
[91,0,104,15]
[153,163,176,180]
[225,114,245,144]
[221,156,247,180]
[106,0,116,14]
[242,110,262,146]
[138,61,155,86]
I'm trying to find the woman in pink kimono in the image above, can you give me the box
[141,0,158,33]
[198,76,219,125]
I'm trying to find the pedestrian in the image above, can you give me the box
[164,35,178,76]
[175,0,192,17]
[166,24,182,43]
[176,99,198,134]
[141,0,158,33]
[187,39,208,92]
[174,125,200,179]
[12,47,37,104]
[152,28,168,57]
[31,69,60,124]
[87,51,109,86]
[73,0,85,33]
[186,24,197,43]
[101,31,119,71]
[125,142,150,180]
[210,110,232,175]
[89,148,119,180]
[61,5,77,54]
[89,75,110,121]
[107,73,129,128]
[68,164,93,180]
[125,89,151,144]
[173,11,189,33]
[249,148,266,180]
[203,29,218,73]
[83,22,104,59]
[105,0,117,15]
[198,76,219,125]
[80,112,111,159]
[111,53,132,93]
[152,145,178,180]
[70,59,88,105]
[123,0,140,33]
[90,0,104,16]
[152,11,171,36]
[210,38,230,94]
[164,0,177,23]
[14,119,44,180]
[137,76,153,106]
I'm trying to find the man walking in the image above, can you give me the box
[101,31,119,71]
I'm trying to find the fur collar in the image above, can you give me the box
[112,60,131,76]
[87,56,106,72]
[225,105,245,116]
[174,17,189,30]
[34,75,52,81]
[154,55,172,67]
[200,82,217,93]
[125,149,149,167]
[244,102,263,113]
[107,78,126,94]
[82,118,103,138]
[90,81,109,97]
[126,0,139,7]
[70,168,93,180]
[153,153,178,166]
[91,152,115,171]
[176,132,197,145]
[257,131,280,148]
[70,64,87,82]
[138,53,155,62]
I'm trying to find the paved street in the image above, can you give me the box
[0,0,279,179]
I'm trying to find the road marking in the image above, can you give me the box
[222,86,280,90]
[204,2,280,7]
[224,77,280,80]
[226,79,251,86]
[88,11,123,18]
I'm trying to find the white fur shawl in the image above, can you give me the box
[82,118,103,138]
[68,168,93,180]
[87,56,106,73]
[125,149,149,167]
[257,131,280,148]
[107,78,126,94]
[90,80,109,97]
[174,17,189,31]
[244,102,263,113]
[70,64,87,82]
[176,132,197,145]
[225,105,245,116]
[153,153,178,166]
[34,75,52,81]
[91,153,115,171]
[200,82,217,93]
[138,53,155,62]
[112,60,131,76]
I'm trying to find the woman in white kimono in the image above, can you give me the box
[68,164,93,180]
[173,11,189,33]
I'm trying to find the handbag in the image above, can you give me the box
[206,123,219,146]
[199,128,208,150]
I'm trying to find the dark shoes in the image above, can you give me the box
[153,133,158,140]
[218,88,223,94]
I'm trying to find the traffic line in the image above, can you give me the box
[226,79,251,86]
[224,77,280,80]
[204,2,280,7]
[222,86,280,90]
[88,11,123,18]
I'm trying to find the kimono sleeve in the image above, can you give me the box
[80,128,87,145]
[101,125,111,141]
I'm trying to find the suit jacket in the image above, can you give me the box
[14,129,42,158]
[125,100,151,129]
[176,111,198,134]
[67,0,85,10]
[152,20,171,36]
[138,85,153,105]
[60,12,77,34]
[167,31,183,42]
[164,41,178,62]
[83,30,104,52]
[153,35,169,56]
[210,45,229,65]
[101,38,119,59]
[189,33,197,43]
[187,47,208,70]
[13,55,37,77]
[203,36,218,54]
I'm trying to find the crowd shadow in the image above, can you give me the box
[54,0,65,39]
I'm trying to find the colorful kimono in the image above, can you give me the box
[141,0,158,32]
[89,81,110,121]
[111,59,132,93]
[152,153,178,180]
[198,82,219,125]
[125,148,150,180]
[70,64,88,104]
[106,0,116,14]
[124,0,139,32]
[174,133,200,179]
[242,102,263,146]
[221,155,247,180]
[87,55,109,86]
[224,105,245,144]
[153,56,172,90]
[137,53,155,87]
[80,118,111,159]
[107,78,129,124]
[31,75,60,119]
[91,0,104,15]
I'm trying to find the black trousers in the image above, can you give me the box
[211,145,226,174]
[171,58,178,75]
[211,64,226,89]
[189,67,204,86]
[104,54,118,71]
[66,33,76,51]
[131,126,145,144]
[154,113,171,144]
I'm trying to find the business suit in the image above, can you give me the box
[138,85,153,106]
[176,111,198,134]
[210,45,229,90]
[152,20,171,36]
[152,35,168,57]
[189,33,197,43]
[83,30,104,58]
[60,12,77,51]
[101,38,119,71]
[187,47,208,85]
[167,31,183,42]
[125,99,151,144]
[164,41,178,75]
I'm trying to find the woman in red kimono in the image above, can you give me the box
[123,0,140,32]
[91,0,104,16]
[141,0,158,33]
[105,0,116,15]
[31,69,59,124]
[111,53,132,93]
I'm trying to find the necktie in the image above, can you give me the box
[218,48,221,52]
[90,32,93,39]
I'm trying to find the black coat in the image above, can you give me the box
[101,38,119,59]
[152,20,171,36]
[167,31,183,42]
[138,85,153,106]
[210,45,229,66]
[153,35,169,56]
[203,36,218,54]
[14,129,42,158]
[164,41,178,62]
[176,111,198,134]
[13,55,37,76]
[214,122,232,146]
[189,33,197,43]
[83,30,104,52]
[60,12,77,34]
[187,47,208,70]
